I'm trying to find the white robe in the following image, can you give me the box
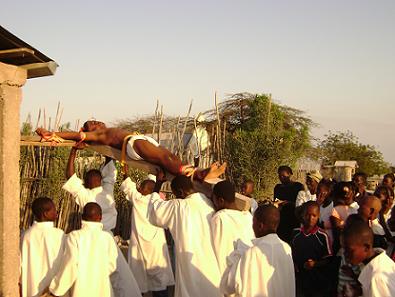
[358,249,395,297]
[211,209,255,275]
[62,162,142,297]
[120,178,174,293]
[62,161,118,232]
[148,192,221,297]
[220,234,296,297]
[20,222,65,297]
[50,221,117,297]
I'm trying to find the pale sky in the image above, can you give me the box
[2,1,394,163]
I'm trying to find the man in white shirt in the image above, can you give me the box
[49,203,118,297]
[120,176,174,296]
[20,197,65,297]
[211,180,255,275]
[220,204,296,297]
[148,174,221,297]
[62,145,141,297]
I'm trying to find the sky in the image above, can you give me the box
[2,1,395,163]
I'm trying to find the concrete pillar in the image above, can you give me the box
[0,62,27,296]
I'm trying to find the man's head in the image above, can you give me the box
[82,120,106,132]
[241,179,254,197]
[383,173,395,188]
[374,185,394,212]
[253,204,280,238]
[84,169,102,189]
[343,220,374,265]
[32,197,57,222]
[277,165,293,184]
[352,172,367,192]
[212,180,236,211]
[333,181,355,205]
[305,170,322,195]
[82,202,102,222]
[302,201,320,229]
[357,195,382,222]
[171,175,195,199]
[316,179,333,205]
[139,179,156,196]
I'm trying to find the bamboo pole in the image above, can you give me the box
[152,99,159,136]
[157,105,163,143]
[214,92,222,162]
[43,108,47,130]
[35,108,41,130]
[54,101,60,131]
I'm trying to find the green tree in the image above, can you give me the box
[225,94,313,199]
[317,131,389,176]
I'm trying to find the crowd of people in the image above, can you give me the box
[20,123,395,297]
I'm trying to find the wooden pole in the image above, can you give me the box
[157,105,163,144]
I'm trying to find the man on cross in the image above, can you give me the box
[36,120,226,181]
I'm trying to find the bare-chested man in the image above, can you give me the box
[36,120,226,181]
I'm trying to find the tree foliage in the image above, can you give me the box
[225,93,313,199]
[316,131,389,176]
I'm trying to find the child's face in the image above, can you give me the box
[45,204,58,221]
[303,206,319,228]
[357,202,372,221]
[278,170,291,184]
[316,185,330,205]
[343,186,355,205]
[306,177,317,194]
[344,238,369,265]
[383,177,394,188]
[242,183,254,196]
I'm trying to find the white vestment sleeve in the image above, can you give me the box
[101,161,117,190]
[148,193,176,228]
[50,234,79,296]
[62,174,93,207]
[120,178,142,204]
[220,240,250,295]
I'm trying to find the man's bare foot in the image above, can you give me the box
[204,162,227,180]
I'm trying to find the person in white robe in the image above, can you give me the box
[120,177,174,296]
[148,174,221,297]
[220,204,296,297]
[211,180,255,275]
[20,197,65,297]
[343,219,395,297]
[62,146,141,297]
[49,203,118,297]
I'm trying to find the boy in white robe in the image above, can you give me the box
[343,219,395,296]
[49,203,118,297]
[20,197,65,297]
[62,145,142,297]
[148,174,221,297]
[120,176,174,296]
[220,204,296,297]
[211,180,255,275]
[63,145,118,232]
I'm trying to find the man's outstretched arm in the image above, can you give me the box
[36,128,100,142]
